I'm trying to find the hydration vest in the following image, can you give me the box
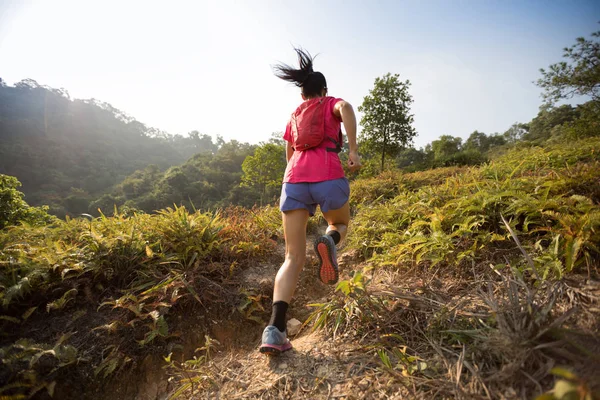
[290,97,342,153]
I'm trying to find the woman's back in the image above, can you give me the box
[283,96,345,183]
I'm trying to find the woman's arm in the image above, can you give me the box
[334,101,361,171]
[286,140,293,162]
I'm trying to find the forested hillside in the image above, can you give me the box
[94,139,268,214]
[0,79,217,216]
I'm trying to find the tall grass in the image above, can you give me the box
[0,205,277,398]
[347,138,600,279]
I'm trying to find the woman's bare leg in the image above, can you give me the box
[322,201,350,242]
[273,209,310,303]
[313,201,351,284]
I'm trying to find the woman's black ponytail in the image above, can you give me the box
[273,47,327,98]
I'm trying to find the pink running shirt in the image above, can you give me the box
[283,97,345,183]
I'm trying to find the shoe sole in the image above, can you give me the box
[315,236,338,285]
[259,342,292,356]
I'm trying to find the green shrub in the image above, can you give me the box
[347,137,600,277]
[0,174,55,229]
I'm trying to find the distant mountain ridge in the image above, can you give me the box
[0,78,216,216]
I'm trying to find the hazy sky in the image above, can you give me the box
[1,1,598,148]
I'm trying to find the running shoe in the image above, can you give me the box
[314,234,339,285]
[259,325,292,355]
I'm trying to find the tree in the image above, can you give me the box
[464,131,488,152]
[0,174,54,229]
[464,131,506,153]
[396,147,427,169]
[187,131,218,154]
[268,132,286,146]
[503,123,528,144]
[425,135,488,168]
[430,135,462,161]
[524,104,580,142]
[358,73,416,173]
[537,29,600,104]
[241,142,286,206]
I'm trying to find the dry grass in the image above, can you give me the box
[164,258,599,399]
[328,264,599,399]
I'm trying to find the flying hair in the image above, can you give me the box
[273,47,327,98]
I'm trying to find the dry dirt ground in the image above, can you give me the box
[187,328,409,400]
[159,239,600,400]
[173,239,411,399]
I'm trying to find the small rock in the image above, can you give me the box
[279,363,288,370]
[287,318,302,336]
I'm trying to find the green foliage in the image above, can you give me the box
[155,206,224,267]
[503,122,528,144]
[552,101,600,140]
[376,346,428,377]
[358,73,417,173]
[312,240,593,398]
[464,130,506,153]
[237,290,267,324]
[347,137,600,278]
[0,80,213,216]
[430,135,462,160]
[425,134,491,168]
[401,166,468,190]
[93,346,132,379]
[104,140,258,213]
[537,29,600,104]
[0,204,277,310]
[439,148,487,167]
[0,175,54,229]
[394,131,503,174]
[525,104,580,142]
[307,268,386,338]
[354,154,397,178]
[219,205,279,260]
[0,204,278,397]
[533,200,600,274]
[241,142,286,206]
[0,334,79,399]
[165,335,219,399]
[395,147,429,171]
[350,170,405,208]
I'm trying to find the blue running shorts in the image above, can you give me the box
[279,178,350,216]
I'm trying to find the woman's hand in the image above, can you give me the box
[348,150,362,172]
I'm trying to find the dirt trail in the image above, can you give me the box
[236,234,355,323]
[189,328,399,399]
[173,238,397,399]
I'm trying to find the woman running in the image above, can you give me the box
[260,48,361,355]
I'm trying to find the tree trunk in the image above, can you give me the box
[381,129,387,173]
